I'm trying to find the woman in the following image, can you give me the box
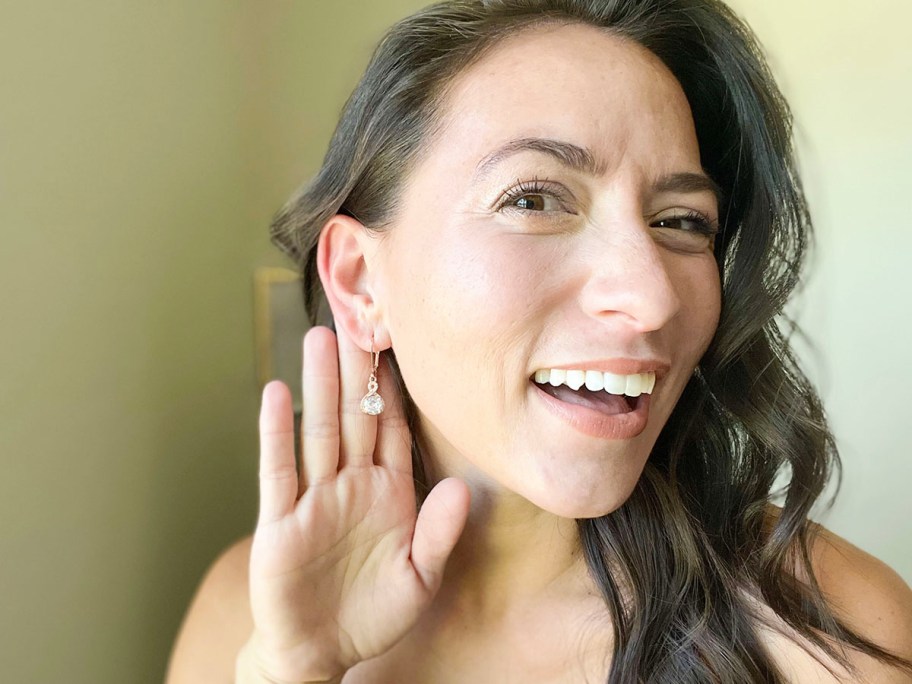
[167,0,912,682]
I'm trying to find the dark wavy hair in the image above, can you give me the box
[269,1,912,681]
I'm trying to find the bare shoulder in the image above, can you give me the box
[164,535,255,684]
[763,505,912,682]
[809,520,912,658]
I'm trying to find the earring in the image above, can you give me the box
[359,333,385,416]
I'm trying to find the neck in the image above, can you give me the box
[418,432,597,626]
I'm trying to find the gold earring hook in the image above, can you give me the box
[369,334,379,373]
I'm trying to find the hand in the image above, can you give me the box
[247,324,471,683]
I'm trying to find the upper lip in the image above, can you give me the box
[532,359,671,379]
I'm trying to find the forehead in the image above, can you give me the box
[417,22,701,183]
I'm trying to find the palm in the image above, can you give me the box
[253,466,425,664]
[248,326,469,682]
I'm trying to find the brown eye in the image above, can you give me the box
[497,179,575,216]
[653,217,695,230]
[515,194,549,211]
[512,193,563,212]
[651,211,718,236]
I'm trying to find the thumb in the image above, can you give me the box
[409,477,471,592]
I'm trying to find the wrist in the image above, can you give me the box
[236,636,345,684]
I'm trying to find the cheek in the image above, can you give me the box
[383,231,553,428]
[381,231,548,463]
[389,231,545,339]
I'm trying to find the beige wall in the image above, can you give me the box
[0,2,424,682]
[1,2,908,682]
[725,0,912,580]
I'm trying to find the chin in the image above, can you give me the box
[526,479,640,520]
[514,443,651,519]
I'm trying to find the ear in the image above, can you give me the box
[316,214,389,351]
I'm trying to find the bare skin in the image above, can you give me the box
[167,517,912,683]
[165,24,912,684]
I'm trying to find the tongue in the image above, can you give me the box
[540,383,634,415]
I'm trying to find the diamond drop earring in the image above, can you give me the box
[359,334,385,416]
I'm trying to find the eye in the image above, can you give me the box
[513,194,559,211]
[497,178,574,215]
[649,209,719,254]
[650,210,718,237]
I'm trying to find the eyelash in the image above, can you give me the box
[498,178,571,214]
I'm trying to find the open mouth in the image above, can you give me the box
[528,368,657,440]
[533,380,640,415]
[530,368,654,413]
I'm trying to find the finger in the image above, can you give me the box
[334,320,377,469]
[410,478,471,593]
[374,352,412,473]
[258,380,298,524]
[300,326,341,488]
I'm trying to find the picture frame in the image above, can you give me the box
[253,266,311,413]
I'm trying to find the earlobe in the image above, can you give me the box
[316,214,389,351]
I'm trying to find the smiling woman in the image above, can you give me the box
[165,1,912,683]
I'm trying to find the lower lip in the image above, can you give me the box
[530,382,651,440]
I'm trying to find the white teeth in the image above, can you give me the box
[564,370,586,391]
[532,368,657,397]
[625,374,643,397]
[643,373,656,394]
[603,372,627,395]
[584,370,604,391]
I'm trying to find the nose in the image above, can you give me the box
[577,221,682,333]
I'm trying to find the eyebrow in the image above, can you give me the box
[472,137,723,204]
[474,137,609,180]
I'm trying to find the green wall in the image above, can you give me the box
[0,2,423,682]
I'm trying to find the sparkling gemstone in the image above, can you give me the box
[360,393,385,415]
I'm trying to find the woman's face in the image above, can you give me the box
[372,23,721,518]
